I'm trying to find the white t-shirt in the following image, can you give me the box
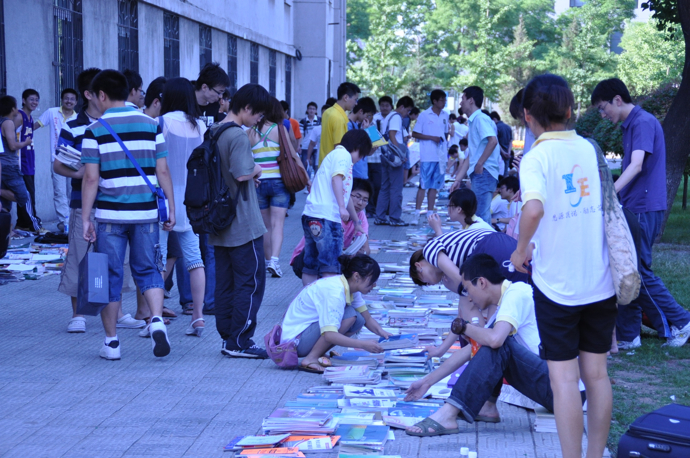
[281,275,367,343]
[38,107,77,161]
[519,130,614,305]
[490,194,510,230]
[308,125,322,165]
[387,112,404,146]
[462,215,495,232]
[303,145,353,223]
[413,107,449,163]
[487,280,540,355]
[450,121,468,147]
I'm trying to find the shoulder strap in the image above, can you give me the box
[210,121,240,145]
[387,112,402,134]
[98,117,157,195]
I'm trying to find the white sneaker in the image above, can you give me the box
[411,213,421,226]
[617,335,641,350]
[663,321,690,347]
[67,317,86,333]
[116,313,146,329]
[150,318,171,357]
[267,259,283,278]
[139,324,151,338]
[100,340,121,360]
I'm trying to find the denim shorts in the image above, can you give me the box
[301,215,343,276]
[257,178,291,210]
[419,161,444,190]
[296,305,365,357]
[96,222,165,302]
[0,164,29,209]
[159,229,204,271]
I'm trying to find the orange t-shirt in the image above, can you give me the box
[289,118,302,140]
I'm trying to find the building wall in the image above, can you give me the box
[1,0,346,224]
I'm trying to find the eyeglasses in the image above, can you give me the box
[597,101,610,114]
[212,87,224,97]
[140,90,147,96]
[351,193,369,204]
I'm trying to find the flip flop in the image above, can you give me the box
[474,415,501,423]
[297,362,325,374]
[317,356,332,367]
[162,308,177,318]
[405,417,460,437]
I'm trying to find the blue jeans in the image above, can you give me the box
[0,164,40,231]
[96,222,164,302]
[446,337,554,423]
[616,210,690,340]
[256,178,291,209]
[376,161,404,223]
[200,233,215,311]
[470,171,497,225]
[301,215,343,276]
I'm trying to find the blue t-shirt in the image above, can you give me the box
[620,106,667,213]
[348,120,368,179]
[467,109,500,180]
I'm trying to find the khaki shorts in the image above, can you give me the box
[58,208,135,297]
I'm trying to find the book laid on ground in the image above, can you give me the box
[377,334,419,350]
[239,446,304,456]
[343,386,398,399]
[281,435,340,453]
[335,424,390,454]
[235,434,291,448]
[533,406,557,433]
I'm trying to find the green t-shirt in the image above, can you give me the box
[208,123,267,248]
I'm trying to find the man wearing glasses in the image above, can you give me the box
[123,69,146,110]
[194,62,231,128]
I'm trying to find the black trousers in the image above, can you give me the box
[16,174,41,230]
[214,237,266,351]
[366,162,382,216]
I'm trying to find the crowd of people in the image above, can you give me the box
[1,61,689,458]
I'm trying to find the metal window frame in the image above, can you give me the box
[163,12,180,78]
[199,24,212,70]
[284,55,292,107]
[117,0,139,72]
[268,50,276,97]
[53,0,84,106]
[227,34,237,96]
[250,42,259,85]
[0,0,6,96]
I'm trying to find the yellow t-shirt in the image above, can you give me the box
[319,104,349,163]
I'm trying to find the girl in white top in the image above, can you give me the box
[429,188,495,237]
[510,74,615,458]
[157,78,207,336]
[281,254,391,373]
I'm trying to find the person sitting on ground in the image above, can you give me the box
[428,188,494,238]
[280,253,391,373]
[445,145,460,177]
[291,178,372,278]
[492,176,521,231]
[301,129,373,286]
[405,254,561,436]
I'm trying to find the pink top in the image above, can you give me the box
[290,210,369,264]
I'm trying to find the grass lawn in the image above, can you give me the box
[607,186,690,457]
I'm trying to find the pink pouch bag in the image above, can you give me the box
[264,324,300,368]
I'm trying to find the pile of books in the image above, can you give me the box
[377,334,419,350]
[323,366,382,384]
[533,406,557,433]
[262,408,338,435]
[225,434,341,455]
[55,144,82,170]
[335,424,391,455]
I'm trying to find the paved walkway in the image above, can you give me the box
[0,188,589,457]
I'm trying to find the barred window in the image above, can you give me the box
[117,0,139,73]
[54,0,84,106]
[199,24,212,70]
[164,13,180,78]
[269,50,276,97]
[285,55,292,107]
[250,43,259,84]
[227,35,238,96]
[0,0,6,95]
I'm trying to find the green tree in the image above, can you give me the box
[347,0,372,41]
[618,19,685,96]
[499,15,538,122]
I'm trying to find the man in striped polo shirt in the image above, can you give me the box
[81,69,175,361]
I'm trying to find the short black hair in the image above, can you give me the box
[352,177,373,196]
[460,253,506,286]
[0,95,17,117]
[459,138,468,146]
[122,69,143,92]
[396,96,414,109]
[409,249,426,286]
[339,253,381,284]
[449,113,457,121]
[326,97,337,106]
[339,129,373,157]
[321,104,331,112]
[448,145,459,155]
[222,89,231,100]
[22,89,39,101]
[410,107,420,116]
[490,111,501,121]
[352,96,376,115]
[378,96,393,107]
[161,77,201,129]
[229,83,271,115]
[523,73,574,128]
[337,82,360,100]
[430,89,446,103]
[509,89,524,120]
[280,100,290,114]
[77,68,101,109]
[61,88,78,100]
[463,86,484,108]
[481,109,491,117]
[307,101,317,110]
[591,78,633,105]
[144,76,167,108]
[91,69,130,102]
[196,62,230,91]
[499,175,520,193]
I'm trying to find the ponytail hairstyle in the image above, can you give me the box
[338,253,381,284]
[522,74,574,129]
[449,188,477,227]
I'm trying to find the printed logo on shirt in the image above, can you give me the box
[309,221,323,237]
[562,165,590,207]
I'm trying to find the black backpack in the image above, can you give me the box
[184,122,247,235]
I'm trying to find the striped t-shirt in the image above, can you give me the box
[81,106,168,223]
[251,123,281,179]
[423,228,494,268]
[58,110,96,209]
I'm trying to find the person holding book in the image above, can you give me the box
[510,74,615,458]
[428,188,494,238]
[300,129,373,287]
[280,254,391,373]
[405,254,559,436]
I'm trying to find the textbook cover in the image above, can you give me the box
[365,126,388,147]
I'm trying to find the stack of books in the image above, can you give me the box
[377,334,419,350]
[533,406,557,433]
[335,424,391,455]
[388,308,430,327]
[55,144,82,170]
[323,366,382,385]
[261,408,338,435]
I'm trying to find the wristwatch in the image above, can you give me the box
[451,318,468,336]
